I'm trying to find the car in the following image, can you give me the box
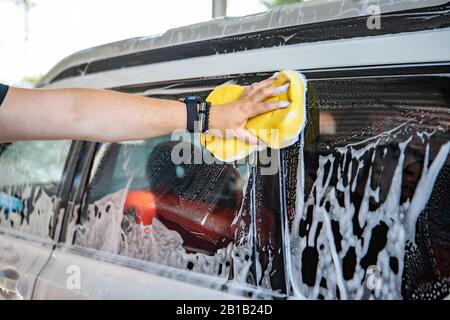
[0,0,449,300]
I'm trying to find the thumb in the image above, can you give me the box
[234,128,261,146]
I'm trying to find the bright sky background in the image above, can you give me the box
[0,0,268,84]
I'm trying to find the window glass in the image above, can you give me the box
[0,140,71,238]
[285,76,450,299]
[251,149,287,292]
[67,132,273,288]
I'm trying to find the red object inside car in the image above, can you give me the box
[123,190,157,227]
[123,189,277,254]
[123,190,238,253]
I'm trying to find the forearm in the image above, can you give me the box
[0,87,186,143]
[70,88,187,142]
[0,76,284,144]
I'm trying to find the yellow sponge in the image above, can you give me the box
[201,70,307,162]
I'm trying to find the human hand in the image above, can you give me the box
[208,74,290,145]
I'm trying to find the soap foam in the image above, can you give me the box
[290,126,449,299]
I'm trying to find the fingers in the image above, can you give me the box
[238,76,291,119]
[245,79,275,97]
[242,73,289,100]
[273,83,290,95]
[268,72,279,80]
[247,100,291,118]
[253,82,290,102]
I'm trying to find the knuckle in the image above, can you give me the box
[245,103,255,116]
[239,101,250,112]
[247,96,255,102]
[248,102,257,112]
[243,96,253,103]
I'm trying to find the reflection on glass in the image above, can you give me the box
[0,140,71,238]
[70,136,262,286]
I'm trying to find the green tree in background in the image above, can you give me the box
[22,74,43,85]
[262,0,304,8]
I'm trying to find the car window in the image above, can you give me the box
[284,75,450,300]
[66,130,284,291]
[0,140,71,238]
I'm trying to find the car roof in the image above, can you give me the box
[40,0,446,86]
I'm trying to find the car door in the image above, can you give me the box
[282,65,450,300]
[32,88,287,299]
[0,140,73,300]
[109,66,449,300]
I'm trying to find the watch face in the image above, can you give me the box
[186,96,198,102]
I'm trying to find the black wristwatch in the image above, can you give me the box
[183,96,211,133]
[198,100,211,133]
